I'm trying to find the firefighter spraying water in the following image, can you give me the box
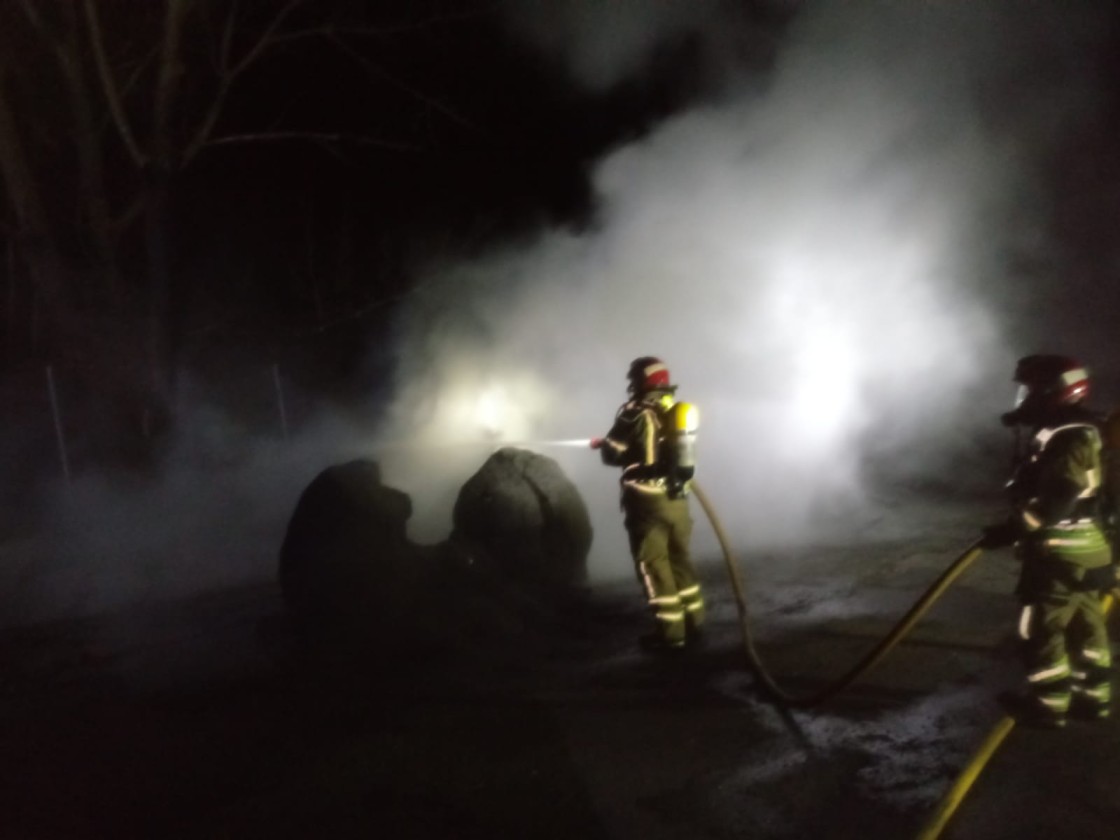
[573,354,982,681]
[591,356,705,653]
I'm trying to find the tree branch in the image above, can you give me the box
[325,5,498,39]
[327,32,488,139]
[183,0,306,163]
[217,0,238,74]
[228,0,305,79]
[202,130,421,154]
[81,0,147,168]
[152,0,191,169]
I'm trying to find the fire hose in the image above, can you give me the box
[691,482,986,709]
[914,587,1119,840]
[690,476,1119,837]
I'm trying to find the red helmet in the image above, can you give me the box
[1012,354,1090,412]
[627,356,675,395]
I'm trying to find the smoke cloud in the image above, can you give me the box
[377,0,1118,578]
[0,384,380,626]
[4,0,1118,626]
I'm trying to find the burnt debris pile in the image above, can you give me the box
[277,449,594,656]
[278,459,418,641]
[451,447,592,591]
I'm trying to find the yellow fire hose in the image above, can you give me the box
[688,481,1116,837]
[914,589,1118,840]
[692,482,986,709]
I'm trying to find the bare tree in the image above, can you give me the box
[0,0,487,450]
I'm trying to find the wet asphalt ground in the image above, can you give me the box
[2,496,1117,839]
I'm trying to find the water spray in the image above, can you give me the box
[371,437,593,452]
[500,438,593,449]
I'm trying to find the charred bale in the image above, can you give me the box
[451,447,592,591]
[278,459,417,637]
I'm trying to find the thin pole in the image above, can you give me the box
[272,363,289,441]
[5,242,15,357]
[45,365,71,483]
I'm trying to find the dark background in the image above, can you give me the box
[2,0,767,396]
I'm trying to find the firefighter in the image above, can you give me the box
[591,356,705,652]
[984,355,1115,728]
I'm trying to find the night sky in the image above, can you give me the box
[173,0,766,372]
[4,0,1120,623]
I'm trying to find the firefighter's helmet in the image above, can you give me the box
[627,356,675,395]
[1007,355,1090,423]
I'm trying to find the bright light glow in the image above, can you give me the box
[385,359,555,450]
[475,386,508,437]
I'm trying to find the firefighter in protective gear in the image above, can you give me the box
[988,355,1115,727]
[591,357,705,652]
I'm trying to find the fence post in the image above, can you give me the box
[272,363,289,441]
[45,365,71,483]
[5,242,14,357]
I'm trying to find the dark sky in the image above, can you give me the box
[180,1,743,282]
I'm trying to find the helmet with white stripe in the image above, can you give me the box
[627,356,676,396]
[1011,354,1090,415]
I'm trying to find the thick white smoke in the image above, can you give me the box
[0,388,379,626]
[5,1,1114,626]
[375,0,1114,579]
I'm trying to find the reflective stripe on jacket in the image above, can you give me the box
[1016,422,1110,570]
[600,395,672,495]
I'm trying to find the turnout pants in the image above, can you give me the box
[623,489,705,645]
[1019,561,1112,719]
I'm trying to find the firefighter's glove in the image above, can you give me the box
[589,437,604,450]
[980,519,1020,549]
